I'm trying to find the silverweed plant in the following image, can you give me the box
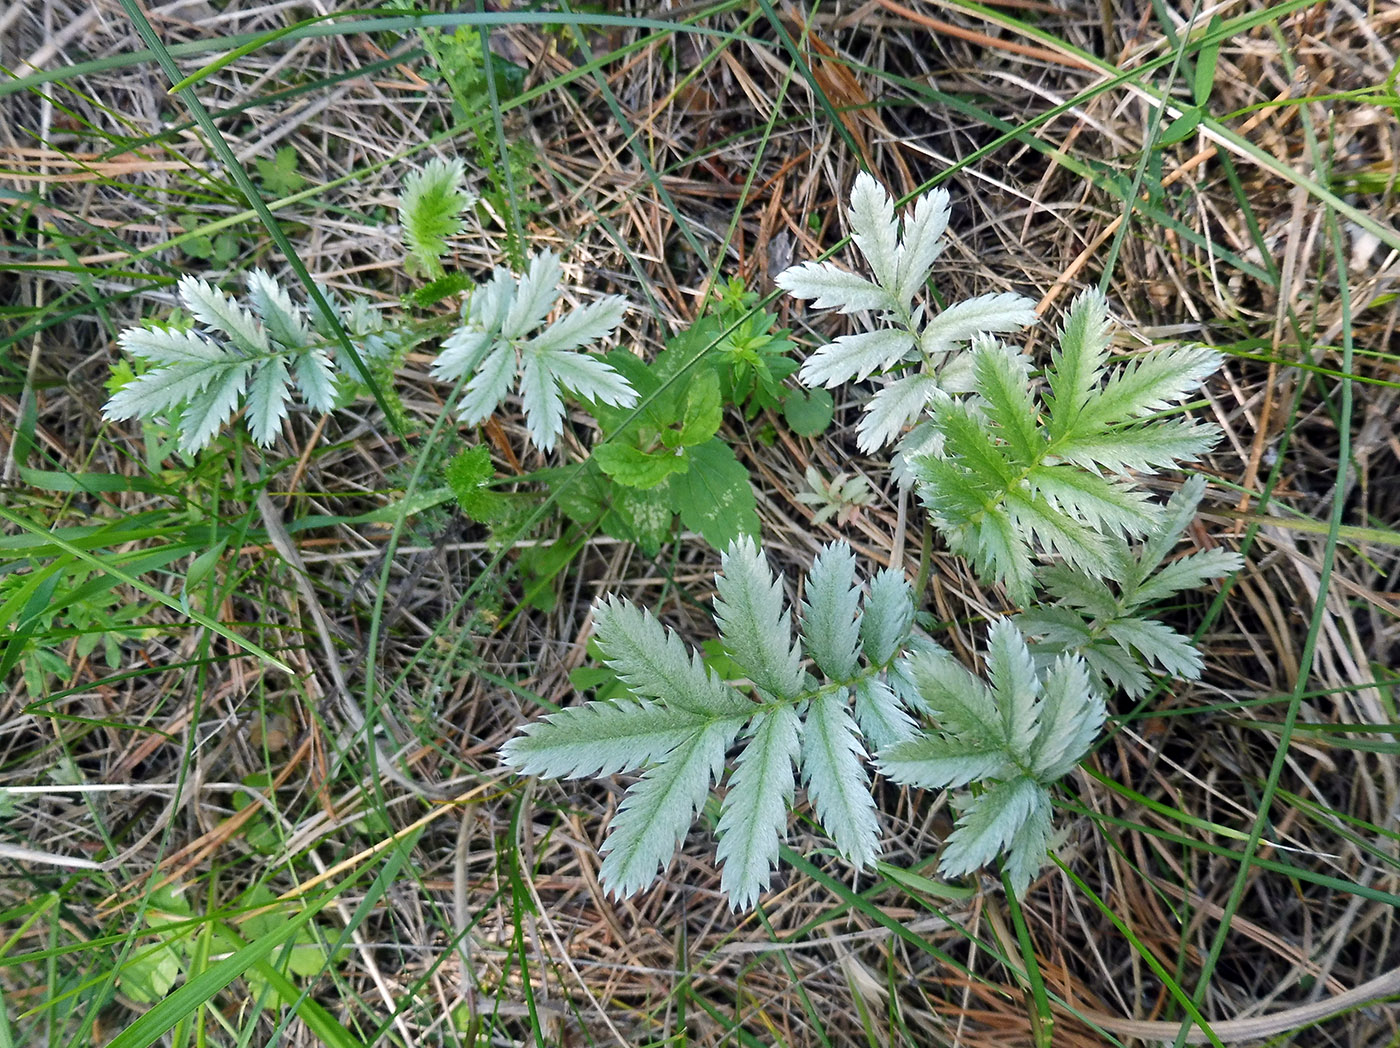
[105,159,636,456]
[502,173,1241,907]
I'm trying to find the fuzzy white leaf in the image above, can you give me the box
[433,327,496,384]
[245,356,292,446]
[714,538,805,700]
[177,363,252,453]
[879,732,1012,789]
[798,328,917,389]
[519,349,566,450]
[598,720,736,898]
[906,648,1003,743]
[104,362,233,421]
[939,776,1041,879]
[117,326,227,366]
[179,276,268,355]
[775,260,895,314]
[847,172,900,292]
[919,293,1038,355]
[524,295,628,355]
[1026,465,1161,538]
[852,678,916,751]
[985,619,1042,758]
[536,348,636,408]
[801,691,880,867]
[1001,788,1054,896]
[456,344,516,425]
[503,251,562,339]
[716,706,800,910]
[294,348,337,414]
[892,187,950,308]
[1027,655,1103,781]
[857,373,939,452]
[859,568,914,665]
[500,698,728,779]
[800,541,862,680]
[592,597,750,717]
[466,269,515,335]
[247,269,312,349]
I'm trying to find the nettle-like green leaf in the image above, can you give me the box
[911,291,1224,605]
[1014,474,1244,697]
[880,619,1106,895]
[432,251,636,450]
[776,173,1037,451]
[500,538,918,909]
[105,272,348,454]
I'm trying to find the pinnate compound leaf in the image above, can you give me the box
[801,692,880,867]
[880,732,1010,789]
[1045,288,1111,443]
[598,721,737,899]
[714,538,805,700]
[716,706,800,910]
[524,296,628,356]
[180,276,269,355]
[858,372,939,452]
[1027,655,1103,781]
[801,541,862,680]
[985,619,1042,756]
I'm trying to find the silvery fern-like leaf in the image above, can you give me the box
[852,678,916,751]
[456,345,517,425]
[245,356,292,446]
[247,269,312,349]
[598,722,737,899]
[801,692,881,867]
[798,328,917,389]
[892,187,951,308]
[972,341,1040,462]
[801,541,862,680]
[714,538,806,700]
[860,568,915,665]
[400,157,477,272]
[905,647,1004,743]
[847,171,900,292]
[918,293,1038,356]
[524,296,628,355]
[1130,548,1242,607]
[938,776,1043,880]
[180,277,269,355]
[499,698,729,779]
[518,350,566,450]
[858,373,939,452]
[1027,655,1103,781]
[433,255,634,450]
[985,619,1042,757]
[295,349,337,413]
[108,273,349,453]
[1102,617,1203,680]
[1000,788,1054,896]
[534,347,637,408]
[178,365,252,454]
[504,251,563,339]
[716,706,800,910]
[592,597,750,716]
[775,261,895,314]
[1025,466,1160,538]
[880,732,1011,789]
